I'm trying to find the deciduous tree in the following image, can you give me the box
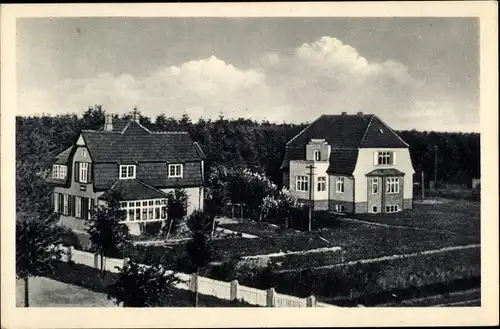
[16,215,64,307]
[85,190,130,278]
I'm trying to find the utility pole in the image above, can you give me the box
[434,145,438,188]
[306,164,316,232]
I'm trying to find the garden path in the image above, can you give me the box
[277,243,480,272]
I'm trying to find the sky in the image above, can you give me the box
[16,17,479,132]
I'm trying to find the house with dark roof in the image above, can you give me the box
[281,112,415,214]
[47,114,205,235]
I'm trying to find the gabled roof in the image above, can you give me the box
[98,179,170,201]
[54,146,72,164]
[282,114,409,174]
[80,120,203,163]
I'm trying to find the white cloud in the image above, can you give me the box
[17,36,478,132]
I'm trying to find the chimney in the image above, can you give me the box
[357,112,364,117]
[104,114,113,131]
[341,112,347,115]
[132,107,140,123]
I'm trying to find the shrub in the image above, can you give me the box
[55,225,83,250]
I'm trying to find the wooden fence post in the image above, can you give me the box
[230,280,239,300]
[266,288,276,307]
[306,295,316,307]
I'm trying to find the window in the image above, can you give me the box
[372,178,379,194]
[54,193,59,213]
[314,150,321,161]
[75,162,92,183]
[81,149,88,158]
[336,177,345,193]
[168,164,183,178]
[376,151,394,166]
[119,165,136,179]
[372,206,378,213]
[63,194,69,215]
[120,198,167,222]
[75,196,82,218]
[317,176,326,192]
[386,205,399,213]
[386,177,400,194]
[52,165,67,179]
[296,175,309,192]
[335,204,345,212]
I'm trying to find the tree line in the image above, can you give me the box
[16,105,480,217]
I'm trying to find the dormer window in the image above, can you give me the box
[168,164,183,178]
[119,165,136,179]
[314,150,321,161]
[52,164,67,179]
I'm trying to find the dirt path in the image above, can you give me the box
[336,216,448,233]
[277,243,480,272]
[241,246,342,260]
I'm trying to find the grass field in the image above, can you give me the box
[352,198,480,238]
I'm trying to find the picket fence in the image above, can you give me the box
[59,245,337,307]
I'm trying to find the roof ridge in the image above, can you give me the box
[357,114,375,149]
[151,131,189,134]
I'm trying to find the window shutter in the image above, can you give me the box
[68,195,72,216]
[90,199,95,219]
[72,196,76,216]
[59,193,64,213]
[82,198,89,220]
[373,152,378,165]
[87,163,92,183]
[392,152,397,165]
[74,162,80,182]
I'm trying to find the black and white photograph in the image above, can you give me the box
[1,2,498,328]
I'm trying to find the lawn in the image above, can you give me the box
[351,198,480,238]
[16,276,115,307]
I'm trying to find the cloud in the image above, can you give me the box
[17,36,478,132]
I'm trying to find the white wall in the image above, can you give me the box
[289,160,329,201]
[352,148,415,203]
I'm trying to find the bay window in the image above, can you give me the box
[386,177,400,194]
[52,165,67,179]
[336,177,345,193]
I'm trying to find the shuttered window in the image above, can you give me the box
[75,162,92,183]
[75,196,82,218]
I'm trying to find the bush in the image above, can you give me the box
[56,226,83,250]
